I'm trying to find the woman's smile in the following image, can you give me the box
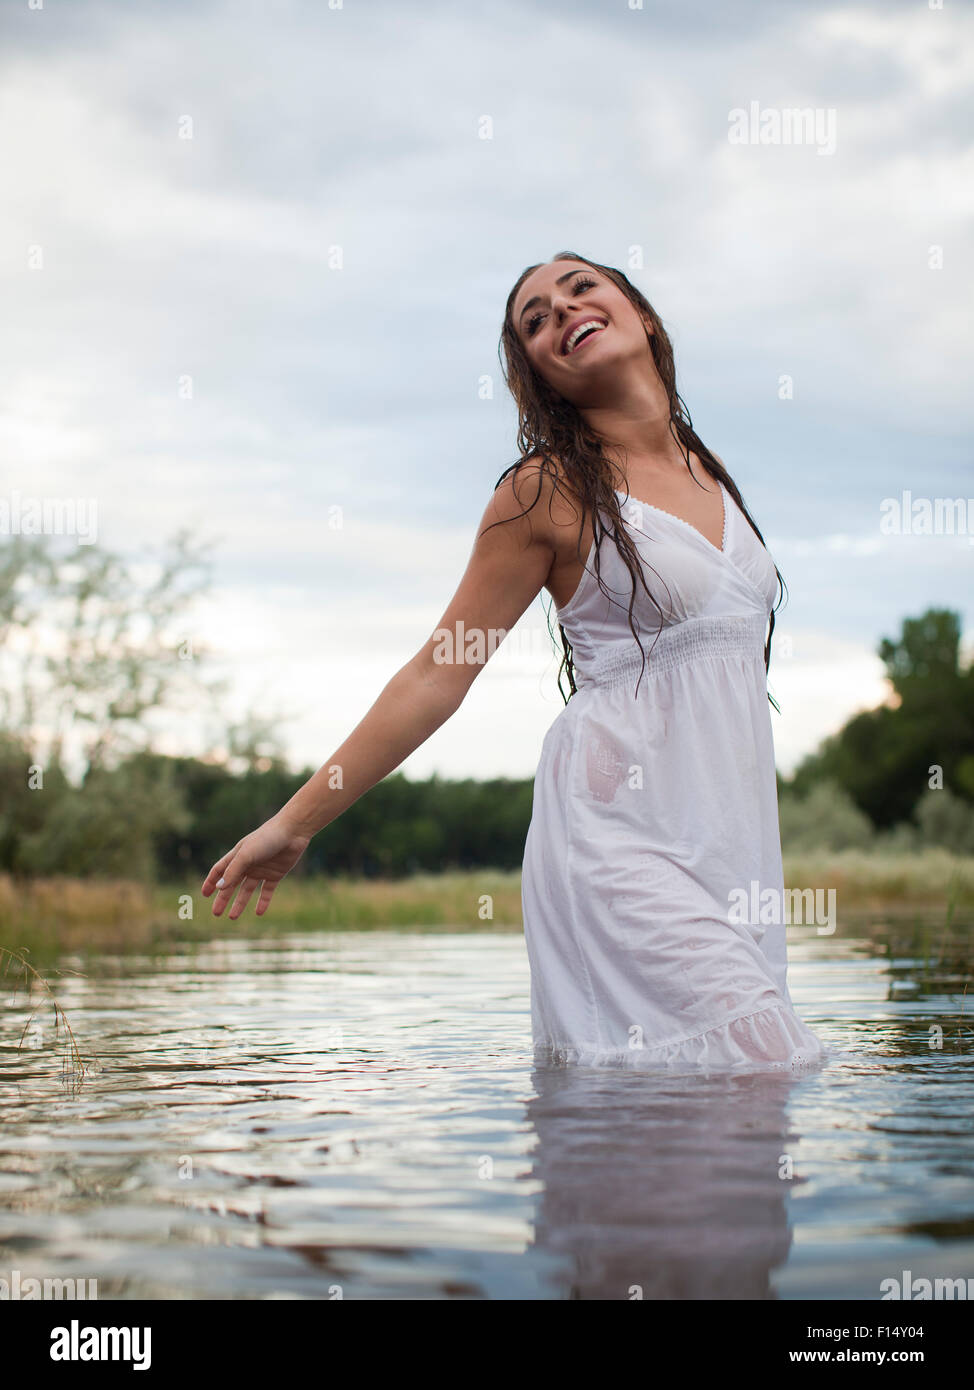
[562,317,608,356]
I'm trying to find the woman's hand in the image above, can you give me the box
[201,811,312,919]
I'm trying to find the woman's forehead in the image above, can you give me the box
[513,260,593,317]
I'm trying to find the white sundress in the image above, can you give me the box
[521,478,830,1073]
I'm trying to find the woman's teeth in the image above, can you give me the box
[564,320,606,354]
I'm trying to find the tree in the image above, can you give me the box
[778,780,875,852]
[790,608,974,827]
[0,531,216,879]
[17,757,191,882]
[1,530,217,775]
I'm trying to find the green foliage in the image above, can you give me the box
[154,754,308,876]
[912,786,974,856]
[1,749,536,882]
[789,607,974,828]
[16,755,191,882]
[778,779,876,853]
[303,773,534,878]
[0,732,70,872]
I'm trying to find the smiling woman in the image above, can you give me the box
[201,250,829,1076]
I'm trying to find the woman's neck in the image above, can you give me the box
[578,359,686,478]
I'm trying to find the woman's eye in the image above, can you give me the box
[525,276,597,337]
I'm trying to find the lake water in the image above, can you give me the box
[2,922,973,1300]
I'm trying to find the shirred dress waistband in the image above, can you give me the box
[572,613,768,689]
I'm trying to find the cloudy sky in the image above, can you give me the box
[2,0,971,782]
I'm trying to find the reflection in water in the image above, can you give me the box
[527,1067,800,1299]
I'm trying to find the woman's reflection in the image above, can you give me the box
[525,1065,806,1299]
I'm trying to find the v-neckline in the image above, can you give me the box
[615,480,729,556]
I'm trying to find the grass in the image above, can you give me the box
[780,847,974,913]
[0,945,92,1079]
[0,869,526,958]
[0,874,156,955]
[0,851,972,960]
[182,868,525,931]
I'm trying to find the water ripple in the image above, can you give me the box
[1,926,973,1299]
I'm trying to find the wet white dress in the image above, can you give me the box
[521,480,829,1072]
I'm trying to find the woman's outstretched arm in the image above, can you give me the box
[201,469,556,919]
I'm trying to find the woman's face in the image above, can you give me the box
[511,260,653,401]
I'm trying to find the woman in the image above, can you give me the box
[202,251,829,1073]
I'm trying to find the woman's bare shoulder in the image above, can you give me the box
[490,455,584,532]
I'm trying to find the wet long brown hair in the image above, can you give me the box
[493,250,784,709]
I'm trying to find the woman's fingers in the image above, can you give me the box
[255,881,277,917]
[202,846,238,897]
[202,819,304,919]
[227,876,261,921]
[210,850,249,916]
